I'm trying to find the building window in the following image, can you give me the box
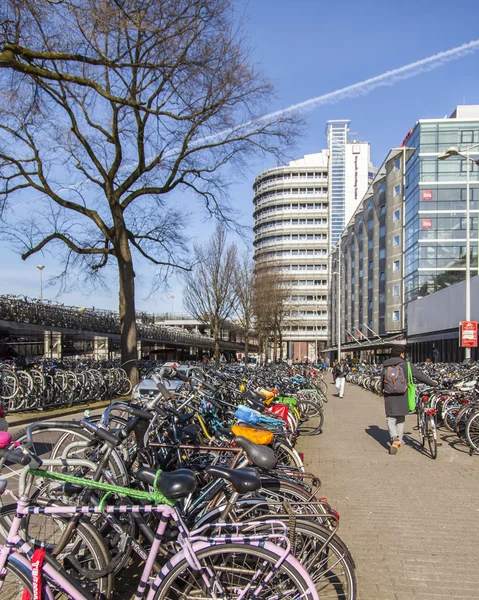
[393,209,401,222]
[394,158,401,171]
[461,130,473,144]
[393,235,400,247]
[394,184,401,197]
[393,284,400,296]
[380,272,385,281]
[393,310,400,322]
[393,260,400,272]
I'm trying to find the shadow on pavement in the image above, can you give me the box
[365,425,390,450]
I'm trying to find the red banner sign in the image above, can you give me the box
[421,190,433,201]
[460,321,478,348]
[421,218,433,230]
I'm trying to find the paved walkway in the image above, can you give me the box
[299,379,479,600]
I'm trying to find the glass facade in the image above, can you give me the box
[404,121,479,305]
[327,120,349,250]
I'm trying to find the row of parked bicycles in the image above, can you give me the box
[0,360,132,412]
[0,294,240,350]
[347,362,479,458]
[0,363,358,600]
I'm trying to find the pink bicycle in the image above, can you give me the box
[0,440,319,600]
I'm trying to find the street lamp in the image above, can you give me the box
[170,295,175,315]
[438,143,479,361]
[333,266,341,361]
[36,265,45,301]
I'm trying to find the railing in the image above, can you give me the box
[0,295,254,350]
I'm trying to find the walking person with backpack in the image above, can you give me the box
[382,347,437,455]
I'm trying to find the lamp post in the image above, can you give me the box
[36,265,45,301]
[170,295,175,315]
[438,143,479,361]
[333,252,341,361]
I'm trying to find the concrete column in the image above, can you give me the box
[93,336,109,361]
[137,340,142,359]
[44,331,62,359]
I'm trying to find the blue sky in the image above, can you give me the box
[2,0,479,313]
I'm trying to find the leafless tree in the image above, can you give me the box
[253,263,291,363]
[183,224,238,365]
[0,0,298,383]
[233,251,254,364]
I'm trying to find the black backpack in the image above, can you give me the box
[383,363,408,394]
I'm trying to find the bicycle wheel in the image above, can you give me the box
[296,399,324,436]
[465,410,479,452]
[443,405,461,432]
[0,503,114,599]
[273,440,304,471]
[154,543,318,600]
[0,557,33,600]
[246,517,356,600]
[426,414,438,460]
[417,411,425,447]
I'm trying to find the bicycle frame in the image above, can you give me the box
[0,459,317,600]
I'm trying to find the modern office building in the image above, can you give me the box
[326,120,377,250]
[329,147,406,360]
[253,124,374,361]
[253,151,330,361]
[404,104,479,305]
[328,105,479,362]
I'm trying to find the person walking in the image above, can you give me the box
[333,358,349,398]
[382,346,437,455]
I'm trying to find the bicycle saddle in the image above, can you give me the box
[135,467,197,499]
[233,436,277,471]
[206,466,261,494]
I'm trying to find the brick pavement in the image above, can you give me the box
[299,379,479,600]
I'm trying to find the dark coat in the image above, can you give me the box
[333,363,349,378]
[381,357,436,417]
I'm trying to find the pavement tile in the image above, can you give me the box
[299,379,479,600]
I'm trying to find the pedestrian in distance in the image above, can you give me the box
[381,346,437,455]
[332,359,338,383]
[333,358,349,398]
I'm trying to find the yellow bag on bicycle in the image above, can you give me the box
[231,425,274,445]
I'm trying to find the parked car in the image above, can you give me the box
[131,364,203,400]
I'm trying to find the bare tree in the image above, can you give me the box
[233,251,254,364]
[183,224,238,365]
[253,263,291,363]
[0,0,298,383]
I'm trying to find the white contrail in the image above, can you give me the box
[13,39,479,208]
[216,39,479,136]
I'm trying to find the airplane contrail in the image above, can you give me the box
[13,39,479,208]
[216,39,479,136]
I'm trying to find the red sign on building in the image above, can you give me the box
[460,321,478,348]
[421,190,433,201]
[421,218,433,230]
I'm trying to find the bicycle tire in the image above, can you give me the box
[296,399,324,436]
[245,516,357,600]
[0,503,114,599]
[465,410,479,452]
[426,414,438,459]
[0,556,34,600]
[273,440,304,471]
[153,543,318,600]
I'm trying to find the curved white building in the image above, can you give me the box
[253,152,330,361]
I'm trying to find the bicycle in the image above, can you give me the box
[0,446,320,600]
[416,392,438,459]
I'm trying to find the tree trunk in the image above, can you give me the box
[244,330,249,365]
[273,328,278,362]
[213,319,220,366]
[114,213,139,386]
[278,330,283,360]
